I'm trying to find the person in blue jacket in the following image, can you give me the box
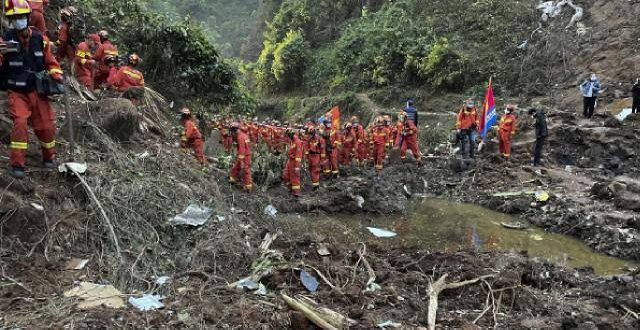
[403,98,418,125]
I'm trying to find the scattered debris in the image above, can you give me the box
[30,203,44,211]
[167,204,213,227]
[128,294,165,311]
[63,282,125,310]
[367,227,397,238]
[58,162,87,174]
[65,258,90,270]
[316,244,331,256]
[616,108,632,122]
[154,276,171,286]
[355,195,365,208]
[377,320,402,329]
[282,294,357,330]
[300,270,319,293]
[264,205,278,218]
[215,215,226,222]
[501,222,528,230]
[255,283,268,296]
[530,234,544,241]
[136,151,150,158]
[234,278,259,291]
[535,191,550,202]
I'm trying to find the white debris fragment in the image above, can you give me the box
[128,294,165,311]
[167,205,213,226]
[58,162,87,174]
[367,227,397,238]
[30,203,44,211]
[264,205,278,218]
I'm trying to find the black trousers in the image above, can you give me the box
[532,136,546,166]
[633,98,640,114]
[458,129,475,159]
[583,97,597,118]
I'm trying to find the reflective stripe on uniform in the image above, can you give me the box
[10,141,28,150]
[40,140,56,149]
[122,69,142,81]
[291,185,301,190]
[49,68,63,75]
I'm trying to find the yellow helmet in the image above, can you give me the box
[4,0,31,17]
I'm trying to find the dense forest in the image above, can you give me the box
[141,0,549,99]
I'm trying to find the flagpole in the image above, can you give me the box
[478,76,493,153]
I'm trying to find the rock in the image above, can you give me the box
[614,192,640,211]
[607,181,627,196]
[90,98,140,142]
[604,116,622,128]
[591,182,613,199]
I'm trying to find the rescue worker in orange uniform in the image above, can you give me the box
[456,99,480,159]
[179,108,206,165]
[340,122,356,166]
[498,104,517,160]
[305,124,325,190]
[0,0,63,178]
[371,116,389,171]
[351,116,366,166]
[259,122,272,150]
[229,122,253,191]
[282,128,304,197]
[93,30,118,87]
[397,112,423,165]
[74,33,99,89]
[321,117,341,177]
[26,0,46,33]
[106,53,144,92]
[55,6,77,63]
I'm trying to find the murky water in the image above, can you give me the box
[281,199,636,276]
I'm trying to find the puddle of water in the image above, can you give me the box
[281,199,636,276]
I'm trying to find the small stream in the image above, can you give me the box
[281,199,636,276]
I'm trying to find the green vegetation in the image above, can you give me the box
[254,0,540,96]
[73,0,255,110]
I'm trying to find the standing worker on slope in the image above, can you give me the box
[580,73,600,119]
[397,112,423,165]
[528,108,548,167]
[178,108,206,165]
[0,0,64,178]
[456,99,479,159]
[404,98,418,125]
[282,128,304,197]
[498,104,517,160]
[74,34,99,89]
[106,53,144,92]
[229,122,253,192]
[93,30,118,87]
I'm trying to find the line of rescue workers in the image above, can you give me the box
[0,0,526,195]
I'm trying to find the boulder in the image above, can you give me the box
[90,98,139,142]
[614,192,640,211]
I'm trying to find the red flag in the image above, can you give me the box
[479,78,497,139]
[326,106,340,128]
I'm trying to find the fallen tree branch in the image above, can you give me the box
[69,165,123,262]
[427,273,496,330]
[357,243,376,286]
[621,305,639,320]
[281,294,339,330]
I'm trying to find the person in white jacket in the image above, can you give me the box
[580,74,601,119]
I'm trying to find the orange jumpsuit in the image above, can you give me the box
[498,113,517,158]
[259,125,272,150]
[324,128,341,175]
[93,40,118,87]
[230,131,253,191]
[283,134,304,196]
[273,128,286,152]
[399,120,422,163]
[456,107,479,130]
[372,125,389,171]
[74,42,94,89]
[353,124,366,165]
[1,28,62,169]
[306,133,326,188]
[56,21,74,62]
[181,119,206,164]
[27,0,48,33]
[340,127,356,165]
[219,123,232,153]
[106,65,145,92]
